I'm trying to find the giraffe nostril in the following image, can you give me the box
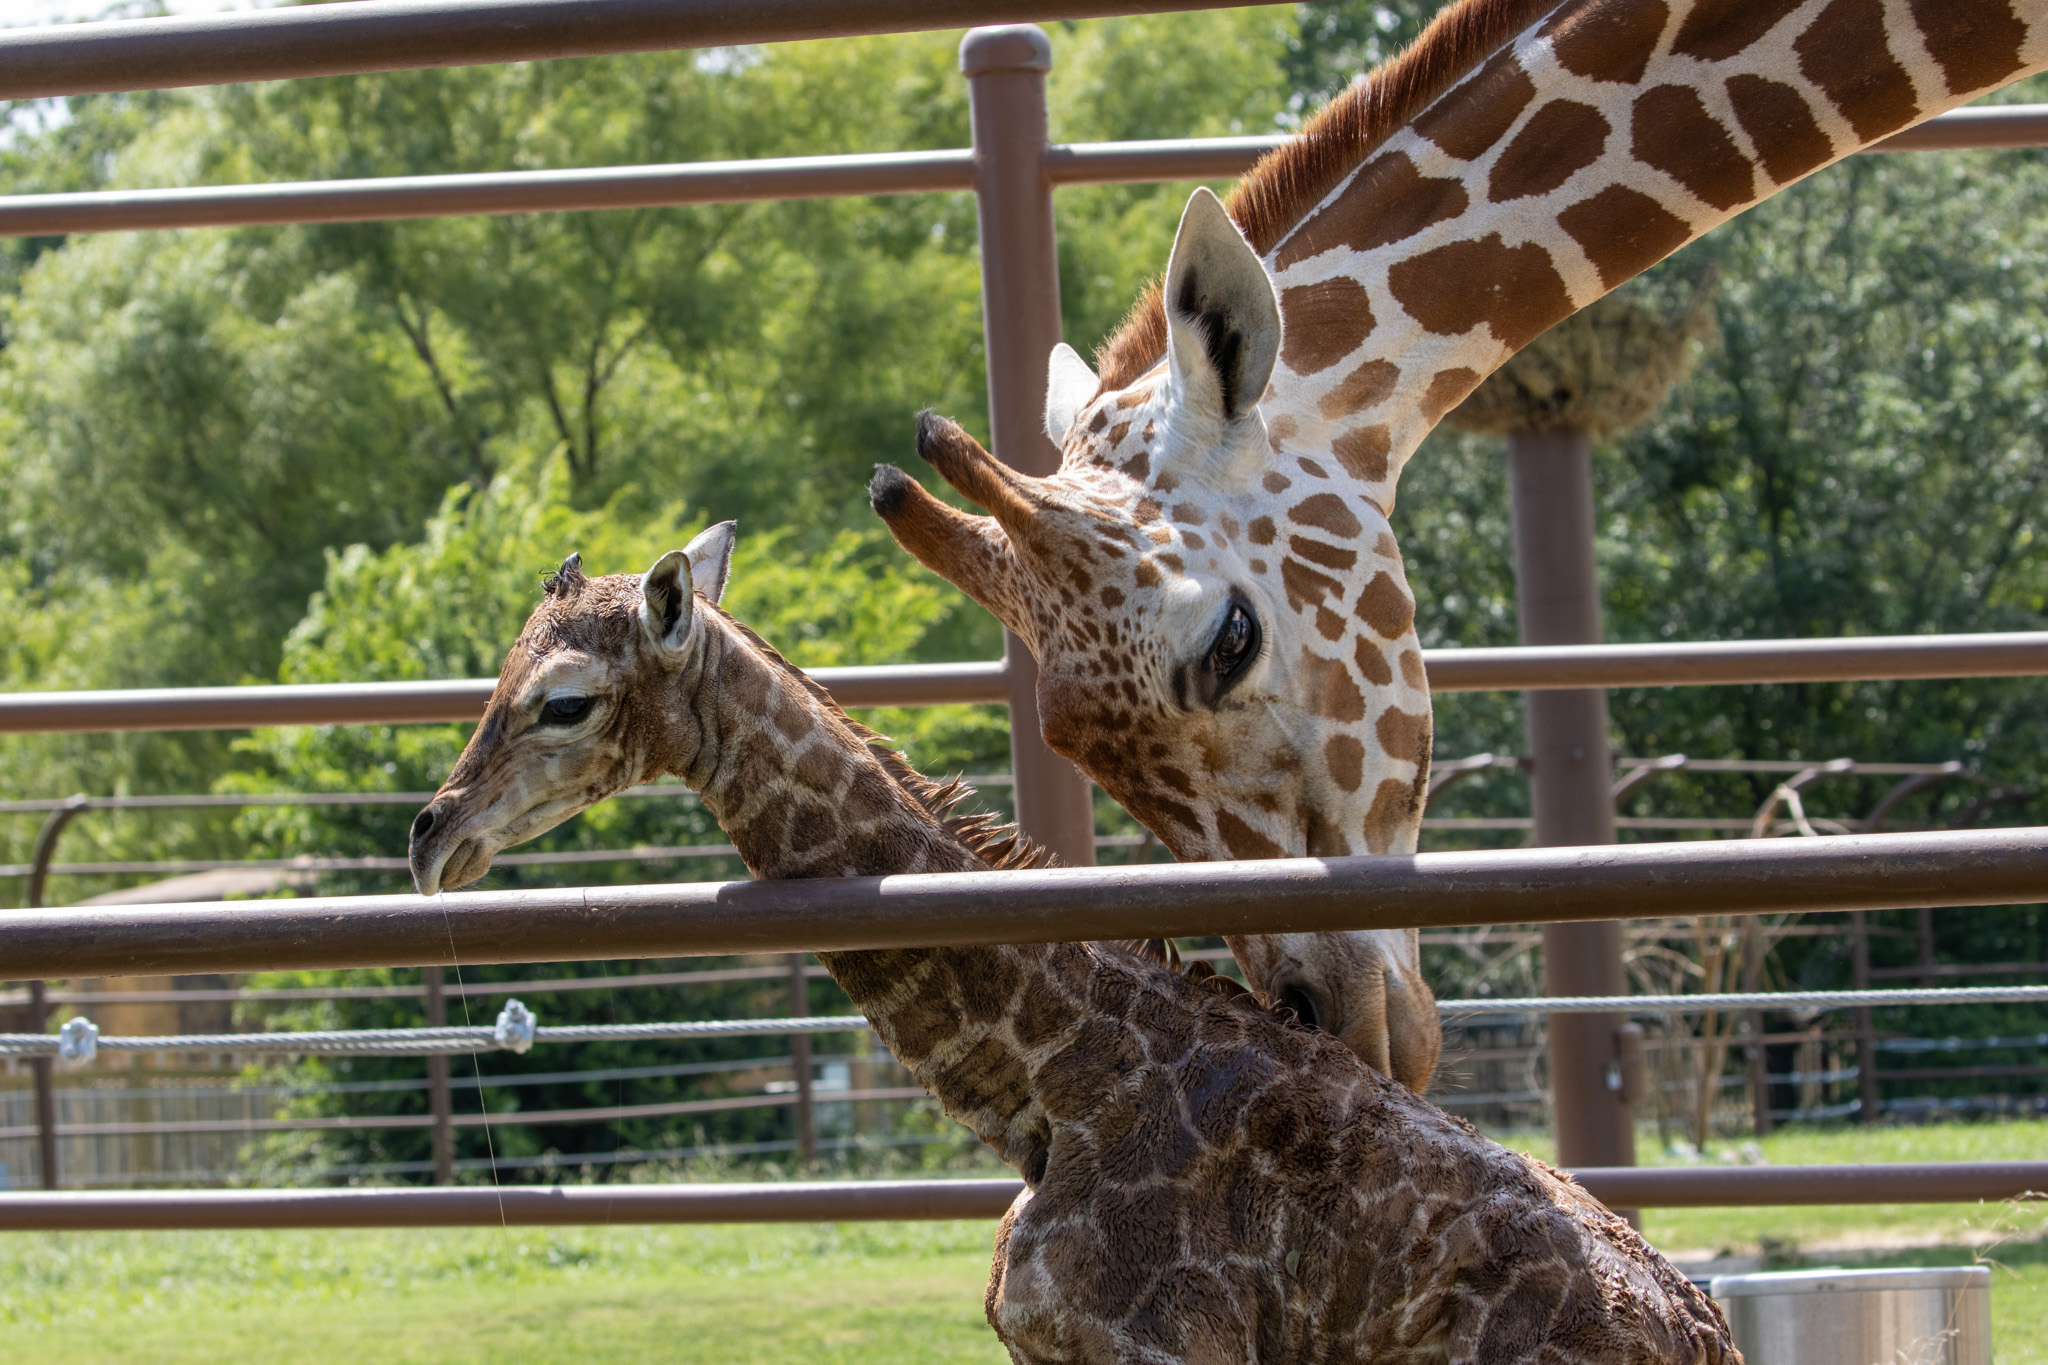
[411,806,439,844]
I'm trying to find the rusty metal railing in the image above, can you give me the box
[3,632,2044,735]
[2,1163,2043,1231]
[5,828,2042,981]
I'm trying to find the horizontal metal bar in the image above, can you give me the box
[5,101,2044,241]
[0,151,976,238]
[0,660,1008,734]
[1571,1162,2048,1208]
[1420,632,2048,693]
[1875,104,2048,151]
[1,828,2039,980]
[0,1,1266,101]
[2,1163,2040,1230]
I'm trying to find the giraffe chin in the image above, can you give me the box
[413,835,493,897]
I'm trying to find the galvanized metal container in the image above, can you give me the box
[1709,1266,1991,1365]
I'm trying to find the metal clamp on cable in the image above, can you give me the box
[492,999,536,1053]
[57,1015,98,1064]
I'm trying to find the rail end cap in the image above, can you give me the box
[960,25,1052,76]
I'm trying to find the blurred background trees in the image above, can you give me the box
[2,3,2045,1173]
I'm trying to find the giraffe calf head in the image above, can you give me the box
[407,523,736,895]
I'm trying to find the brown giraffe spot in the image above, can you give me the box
[1116,384,1155,409]
[1280,558,1344,614]
[1795,0,1920,143]
[1182,531,1206,550]
[1135,560,1162,588]
[1724,75,1836,184]
[1353,635,1394,687]
[1317,358,1400,420]
[1171,503,1207,525]
[1414,49,1537,160]
[1248,516,1276,546]
[1544,0,1670,84]
[1288,493,1363,539]
[1632,85,1756,210]
[1133,498,1162,524]
[1261,470,1291,494]
[1354,571,1416,639]
[1314,606,1346,640]
[1108,421,1132,445]
[1264,418,1296,452]
[1376,705,1431,766]
[1298,645,1367,722]
[1156,552,1184,573]
[1153,468,1178,495]
[1278,278,1375,377]
[1146,526,1173,546]
[1249,558,1268,575]
[1121,448,1150,481]
[1488,100,1611,204]
[1298,457,1331,479]
[1420,368,1482,424]
[1330,425,1392,483]
[1273,152,1471,270]
[1324,734,1365,793]
[1399,648,1427,690]
[1671,0,1805,60]
[1387,235,1573,350]
[1909,0,2027,94]
[1217,513,1240,539]
[1362,778,1419,854]
[1558,184,1691,290]
[1088,406,1110,434]
[1215,809,1286,860]
[1290,535,1357,572]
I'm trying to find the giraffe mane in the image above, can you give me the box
[719,612,1056,874]
[1094,0,1560,389]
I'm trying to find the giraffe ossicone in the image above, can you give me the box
[876,0,2048,1091]
[407,538,1736,1364]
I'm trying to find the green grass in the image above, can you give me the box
[3,1120,2044,1362]
[0,1221,1010,1364]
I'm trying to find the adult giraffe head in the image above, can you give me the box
[875,0,2048,1084]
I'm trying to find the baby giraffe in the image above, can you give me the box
[408,525,1734,1364]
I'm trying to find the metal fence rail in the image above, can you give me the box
[0,0,1265,100]
[2,105,2043,240]
[3,633,2043,735]
[5,828,2043,980]
[2,1163,2042,1231]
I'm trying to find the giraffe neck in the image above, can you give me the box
[674,612,1069,1177]
[1253,0,2048,513]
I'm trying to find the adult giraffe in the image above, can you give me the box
[873,0,2048,1076]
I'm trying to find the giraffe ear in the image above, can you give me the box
[1163,187,1281,425]
[1043,342,1098,446]
[640,549,696,655]
[683,520,736,605]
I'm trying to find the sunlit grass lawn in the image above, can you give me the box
[2,1120,2043,1363]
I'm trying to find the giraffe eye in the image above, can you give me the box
[540,695,595,727]
[1209,601,1260,685]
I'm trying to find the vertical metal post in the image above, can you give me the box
[28,981,57,1191]
[25,796,86,1192]
[1506,429,1637,1172]
[787,952,816,1164]
[961,23,1096,869]
[1740,916,1773,1137]
[1849,911,1881,1124]
[422,966,454,1185]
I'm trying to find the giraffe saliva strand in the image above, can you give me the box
[871,0,2048,1091]
[408,533,1738,1364]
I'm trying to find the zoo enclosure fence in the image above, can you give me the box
[0,0,2046,1223]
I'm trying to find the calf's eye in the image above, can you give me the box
[541,695,595,726]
